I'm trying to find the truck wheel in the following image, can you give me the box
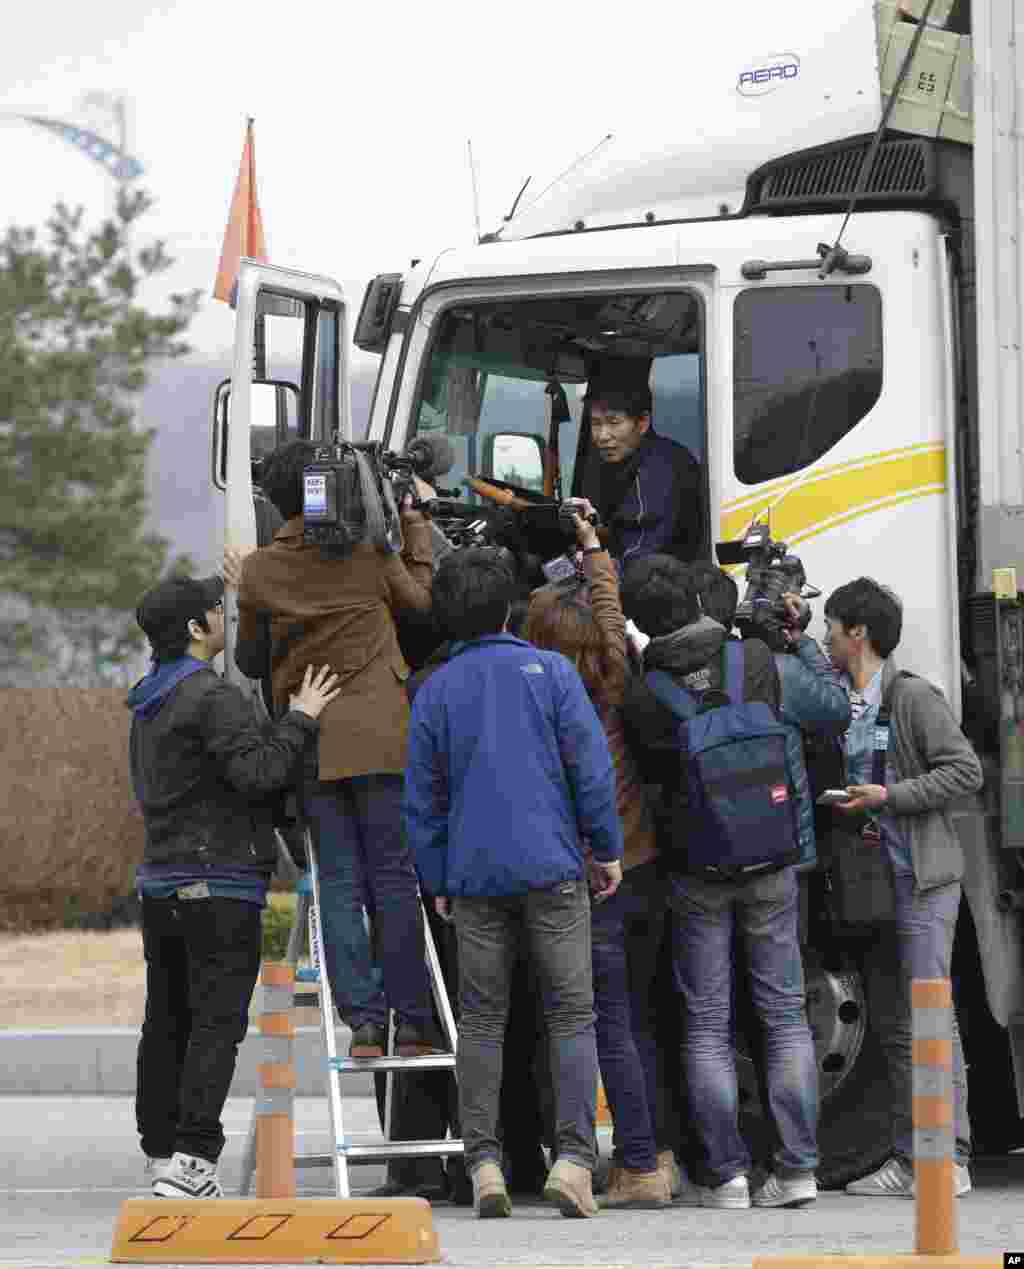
[737,957,892,1189]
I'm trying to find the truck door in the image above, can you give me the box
[211,261,350,695]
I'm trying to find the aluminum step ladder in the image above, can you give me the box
[240,826,462,1198]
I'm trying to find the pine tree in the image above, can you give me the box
[0,189,201,685]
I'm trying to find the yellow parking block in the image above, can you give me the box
[110,1197,440,1265]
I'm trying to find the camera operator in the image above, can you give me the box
[736,590,852,872]
[129,574,340,1199]
[620,556,820,1210]
[235,439,440,1058]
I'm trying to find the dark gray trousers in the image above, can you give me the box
[453,879,597,1174]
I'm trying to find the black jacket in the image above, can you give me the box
[622,618,779,870]
[127,660,318,871]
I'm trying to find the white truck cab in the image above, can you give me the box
[214,0,1024,1181]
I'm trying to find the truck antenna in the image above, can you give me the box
[819,0,939,278]
[467,139,483,243]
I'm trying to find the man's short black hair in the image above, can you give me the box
[585,355,653,419]
[260,439,318,521]
[824,577,903,659]
[620,554,701,639]
[688,562,739,630]
[135,576,224,662]
[432,548,518,642]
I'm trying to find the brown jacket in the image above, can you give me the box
[584,550,658,872]
[236,516,433,781]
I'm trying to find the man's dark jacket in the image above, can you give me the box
[580,429,704,562]
[128,659,319,870]
[622,616,780,871]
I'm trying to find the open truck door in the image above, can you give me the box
[211,259,350,700]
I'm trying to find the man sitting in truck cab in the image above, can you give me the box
[579,357,704,564]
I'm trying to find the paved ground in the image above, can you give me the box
[1,1097,1022,1268]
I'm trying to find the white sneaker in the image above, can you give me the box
[152,1151,224,1199]
[845,1157,914,1197]
[698,1174,750,1209]
[844,1157,971,1198]
[752,1172,818,1208]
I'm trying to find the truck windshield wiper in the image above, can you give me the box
[818,0,941,278]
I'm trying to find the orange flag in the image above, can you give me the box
[213,118,268,305]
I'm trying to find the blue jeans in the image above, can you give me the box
[861,876,970,1163]
[454,879,598,1174]
[591,862,664,1172]
[305,774,432,1031]
[669,866,819,1186]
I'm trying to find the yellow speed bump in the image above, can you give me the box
[110,1197,441,1265]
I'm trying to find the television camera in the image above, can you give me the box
[716,520,821,649]
[302,434,598,573]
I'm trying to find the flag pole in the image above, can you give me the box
[246,117,268,381]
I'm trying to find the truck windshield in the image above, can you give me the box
[409,291,704,504]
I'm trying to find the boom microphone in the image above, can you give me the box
[405,434,455,480]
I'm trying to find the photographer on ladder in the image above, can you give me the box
[234,440,441,1059]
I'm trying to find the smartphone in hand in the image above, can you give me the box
[816,788,854,807]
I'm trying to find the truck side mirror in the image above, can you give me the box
[211,380,301,491]
[482,432,546,493]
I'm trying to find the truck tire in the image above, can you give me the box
[736,954,893,1190]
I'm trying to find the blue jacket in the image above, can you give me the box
[403,634,623,897]
[774,637,852,868]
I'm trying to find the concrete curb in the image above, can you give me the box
[0,1025,374,1098]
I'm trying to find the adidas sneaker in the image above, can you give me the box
[152,1151,224,1199]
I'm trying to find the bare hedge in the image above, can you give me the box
[0,689,143,930]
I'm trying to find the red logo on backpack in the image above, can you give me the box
[770,785,789,806]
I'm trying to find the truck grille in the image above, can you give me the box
[751,137,937,210]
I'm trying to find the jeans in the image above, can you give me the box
[136,895,262,1164]
[454,879,598,1174]
[669,866,819,1186]
[305,774,432,1031]
[591,861,665,1172]
[861,875,971,1163]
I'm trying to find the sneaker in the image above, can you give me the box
[601,1165,671,1209]
[752,1172,818,1208]
[698,1174,751,1209]
[953,1164,973,1197]
[543,1158,599,1218]
[846,1157,971,1199]
[348,1022,385,1059]
[394,1021,445,1057]
[471,1161,511,1218]
[152,1151,223,1199]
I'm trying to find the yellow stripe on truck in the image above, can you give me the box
[719,446,947,546]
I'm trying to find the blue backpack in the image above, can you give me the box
[646,641,800,878]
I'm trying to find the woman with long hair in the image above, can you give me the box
[523,507,677,1210]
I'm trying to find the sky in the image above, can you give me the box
[0,0,877,374]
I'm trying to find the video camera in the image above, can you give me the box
[302,435,457,555]
[716,520,820,650]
